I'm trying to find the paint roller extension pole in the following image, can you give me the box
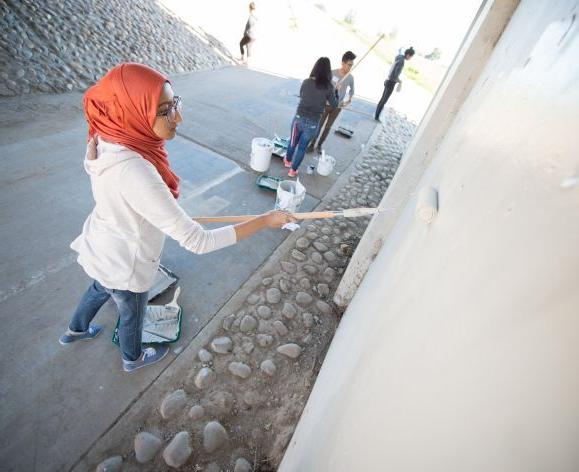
[192,208,381,224]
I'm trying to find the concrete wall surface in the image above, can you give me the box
[280,1,579,471]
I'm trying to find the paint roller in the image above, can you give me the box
[192,207,382,224]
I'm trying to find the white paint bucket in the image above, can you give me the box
[316,151,336,176]
[275,179,306,212]
[250,138,273,172]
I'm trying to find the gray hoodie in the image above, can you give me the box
[386,54,405,83]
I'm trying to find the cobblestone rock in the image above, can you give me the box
[296,237,310,249]
[281,261,297,273]
[240,315,258,333]
[311,252,323,264]
[291,249,307,262]
[242,339,255,354]
[277,343,302,358]
[302,312,314,328]
[317,283,330,297]
[262,277,273,286]
[223,315,236,331]
[134,432,162,464]
[282,302,297,319]
[299,277,311,289]
[266,287,282,304]
[316,300,332,315]
[323,251,337,263]
[243,390,262,407]
[195,367,216,389]
[273,320,289,336]
[279,278,291,293]
[260,359,277,376]
[96,456,122,472]
[296,291,313,306]
[198,348,213,363]
[257,305,272,319]
[203,421,229,453]
[256,334,274,347]
[163,431,192,468]
[188,404,205,421]
[313,241,328,252]
[235,457,253,472]
[323,267,336,282]
[303,265,318,275]
[211,336,233,354]
[229,362,251,379]
[160,389,187,419]
[246,293,260,305]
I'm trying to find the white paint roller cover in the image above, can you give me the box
[415,186,438,223]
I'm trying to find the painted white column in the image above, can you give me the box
[334,0,520,307]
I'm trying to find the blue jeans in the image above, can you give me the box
[286,115,319,171]
[68,280,148,361]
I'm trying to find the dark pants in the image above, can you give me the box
[68,280,148,361]
[375,80,396,119]
[239,34,254,57]
[311,105,342,149]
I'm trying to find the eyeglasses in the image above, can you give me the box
[156,96,182,122]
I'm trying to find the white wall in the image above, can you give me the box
[280,1,579,471]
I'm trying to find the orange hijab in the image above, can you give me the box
[83,63,180,198]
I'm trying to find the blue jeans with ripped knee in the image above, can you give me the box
[286,115,319,171]
[68,280,148,361]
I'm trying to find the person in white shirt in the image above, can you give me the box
[59,63,294,372]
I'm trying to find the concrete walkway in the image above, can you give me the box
[0,66,376,472]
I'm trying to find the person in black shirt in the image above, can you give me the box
[239,2,257,63]
[375,47,415,121]
[284,57,338,177]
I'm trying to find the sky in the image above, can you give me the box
[319,0,483,64]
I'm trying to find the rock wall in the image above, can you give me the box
[0,0,233,96]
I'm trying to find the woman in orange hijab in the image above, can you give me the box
[59,63,293,373]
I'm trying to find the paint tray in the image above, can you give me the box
[112,287,182,345]
[148,264,178,301]
[272,134,289,158]
[335,126,354,138]
[256,174,282,191]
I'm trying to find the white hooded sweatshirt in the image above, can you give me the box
[71,139,237,292]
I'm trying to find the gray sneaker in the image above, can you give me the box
[59,325,103,345]
[123,345,170,373]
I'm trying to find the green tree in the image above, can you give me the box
[425,47,442,61]
[344,9,356,25]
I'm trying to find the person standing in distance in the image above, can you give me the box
[239,2,258,64]
[375,47,415,121]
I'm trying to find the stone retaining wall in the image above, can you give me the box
[0,0,232,96]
